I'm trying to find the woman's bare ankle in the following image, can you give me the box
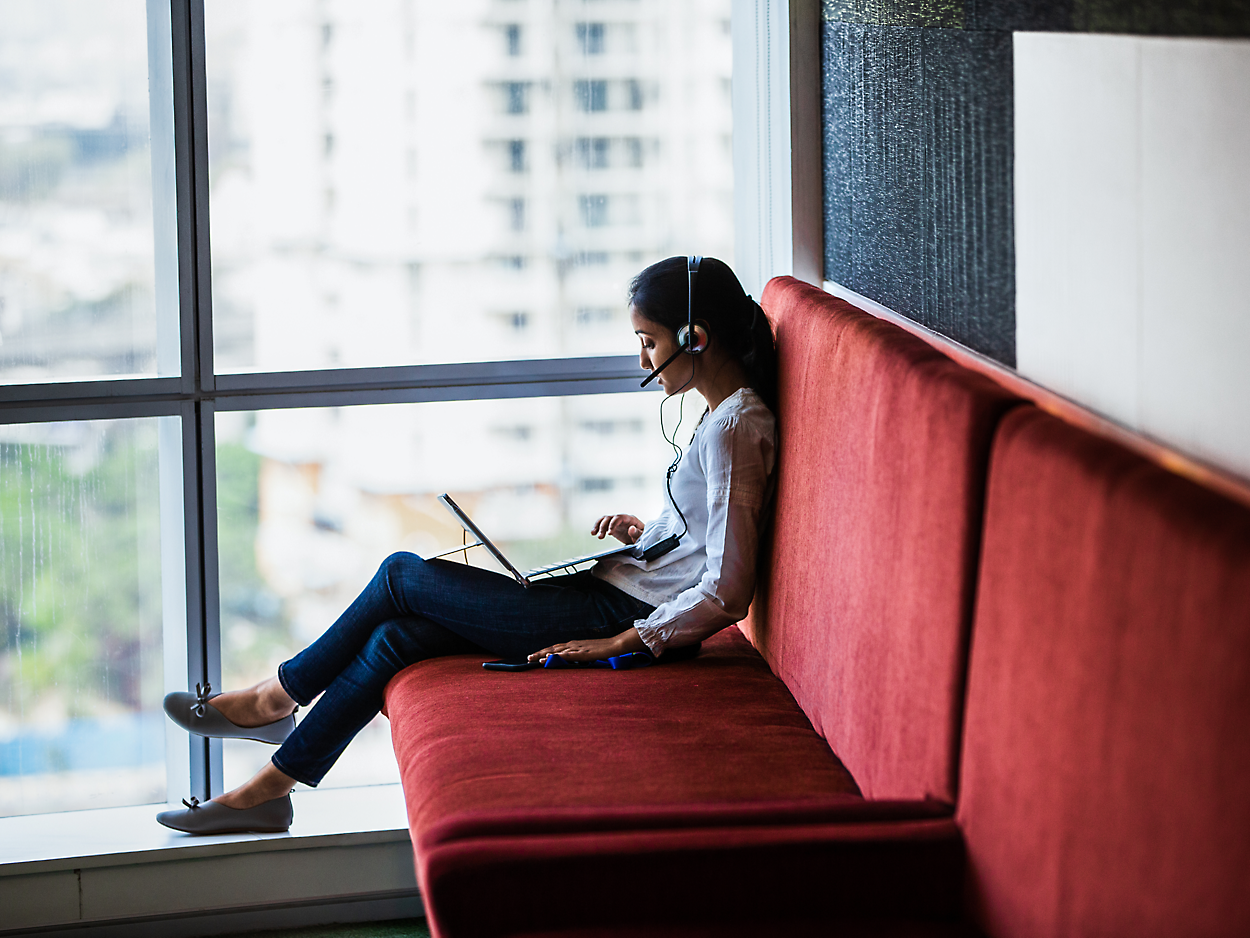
[258,676,298,720]
[209,677,297,728]
[213,763,296,810]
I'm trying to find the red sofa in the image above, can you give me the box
[385,277,1250,937]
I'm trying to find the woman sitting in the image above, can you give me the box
[157,255,777,834]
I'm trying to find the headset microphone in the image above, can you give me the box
[639,345,684,388]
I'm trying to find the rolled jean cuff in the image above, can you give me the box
[277,660,313,708]
[271,751,319,789]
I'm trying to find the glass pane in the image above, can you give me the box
[217,390,703,790]
[204,0,734,372]
[0,417,180,816]
[0,1,179,384]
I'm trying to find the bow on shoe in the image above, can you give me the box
[182,796,201,810]
[191,682,213,718]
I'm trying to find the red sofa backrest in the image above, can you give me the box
[744,277,1017,803]
[958,406,1250,937]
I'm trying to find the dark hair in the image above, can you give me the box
[627,256,778,414]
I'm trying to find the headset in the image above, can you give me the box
[639,255,705,389]
[636,256,704,562]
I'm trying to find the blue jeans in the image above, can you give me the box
[271,552,654,786]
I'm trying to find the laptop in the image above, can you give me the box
[430,493,640,588]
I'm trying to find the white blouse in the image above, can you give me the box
[593,387,776,655]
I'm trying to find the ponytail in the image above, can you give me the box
[737,296,778,415]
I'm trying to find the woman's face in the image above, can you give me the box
[631,305,692,395]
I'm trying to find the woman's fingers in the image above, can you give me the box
[548,642,597,662]
[592,514,647,542]
[527,639,609,663]
[527,644,556,662]
[608,515,644,544]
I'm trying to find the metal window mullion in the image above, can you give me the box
[178,400,222,800]
[171,0,200,399]
[171,0,221,799]
[0,376,184,407]
[189,0,215,394]
[212,355,643,394]
[0,397,184,426]
[198,402,223,796]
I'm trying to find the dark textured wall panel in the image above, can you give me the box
[823,0,964,27]
[965,0,1075,30]
[822,24,1015,364]
[924,30,1014,359]
[1072,0,1250,36]
[827,0,1250,33]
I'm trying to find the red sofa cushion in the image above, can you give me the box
[743,277,1018,803]
[387,628,860,847]
[958,407,1250,937]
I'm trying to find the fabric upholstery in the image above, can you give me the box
[422,818,966,937]
[744,277,1018,802]
[386,628,861,849]
[958,407,1250,937]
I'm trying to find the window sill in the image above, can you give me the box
[0,785,419,937]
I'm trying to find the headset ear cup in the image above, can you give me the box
[688,321,709,354]
[676,322,708,354]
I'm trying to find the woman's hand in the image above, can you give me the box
[591,514,645,544]
[528,627,647,664]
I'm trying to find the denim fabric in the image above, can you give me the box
[271,552,654,786]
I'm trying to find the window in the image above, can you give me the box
[625,78,644,110]
[205,1,730,371]
[576,306,617,327]
[0,0,176,385]
[503,81,529,114]
[508,198,526,231]
[498,311,530,332]
[577,137,611,169]
[578,418,644,434]
[0,417,179,816]
[1,0,732,816]
[574,79,609,112]
[576,23,606,55]
[625,137,644,167]
[579,194,610,227]
[574,137,646,170]
[508,139,526,172]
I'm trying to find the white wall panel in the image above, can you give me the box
[1138,40,1250,471]
[1015,34,1142,425]
[1015,33,1250,477]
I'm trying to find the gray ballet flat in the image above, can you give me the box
[163,683,296,745]
[157,794,293,835]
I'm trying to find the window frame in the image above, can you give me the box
[0,0,645,806]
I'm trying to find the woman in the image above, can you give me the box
[157,256,777,834]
